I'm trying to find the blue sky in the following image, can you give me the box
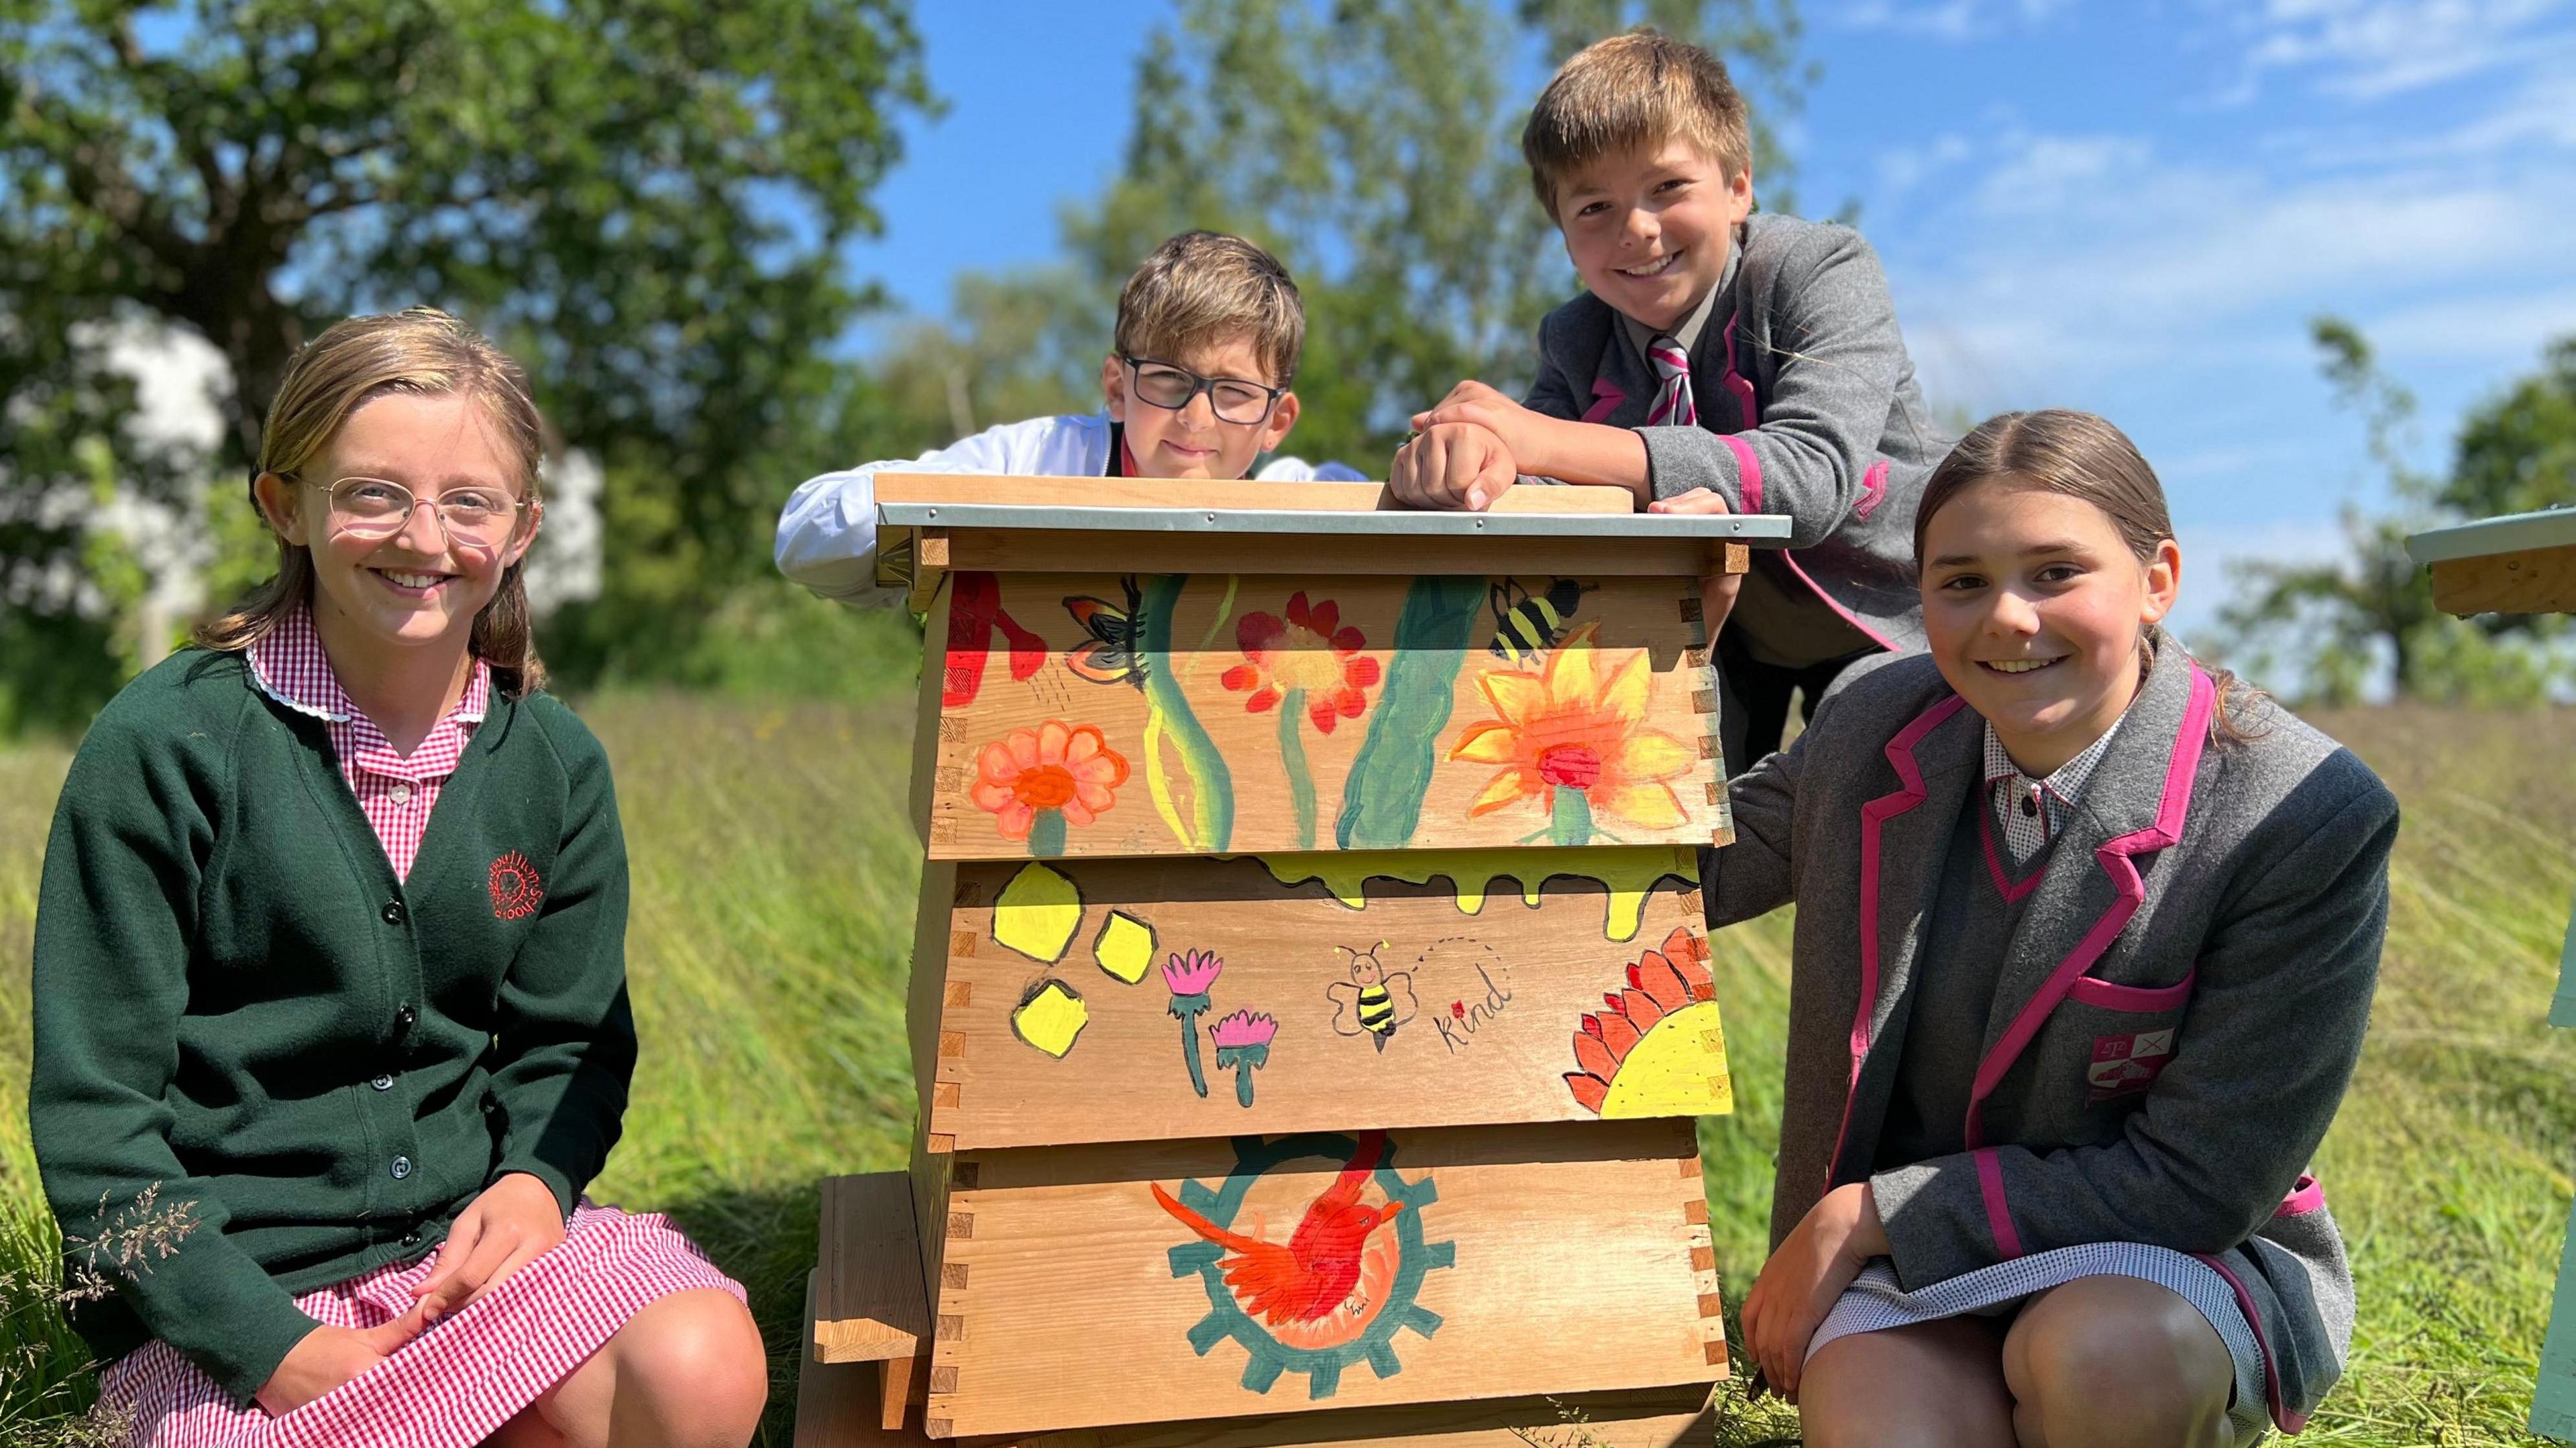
[841,0,2576,636]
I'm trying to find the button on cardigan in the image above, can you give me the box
[30,646,639,1406]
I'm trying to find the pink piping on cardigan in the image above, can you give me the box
[2065,970,2196,1012]
[1976,801,2047,902]
[2194,1250,2306,1433]
[1972,1148,2024,1260]
[1719,433,1765,514]
[2277,1173,2324,1217]
[1854,459,1890,519]
[1582,378,1627,423]
[1960,664,2214,1152]
[1717,310,1758,433]
[1824,691,1974,1186]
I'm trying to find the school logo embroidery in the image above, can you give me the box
[2088,1029,2175,1103]
[488,851,544,920]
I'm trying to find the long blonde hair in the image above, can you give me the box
[197,308,549,695]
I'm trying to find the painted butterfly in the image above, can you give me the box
[1063,575,1147,688]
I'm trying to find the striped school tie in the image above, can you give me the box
[1645,333,1697,427]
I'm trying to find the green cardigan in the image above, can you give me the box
[29,648,637,1405]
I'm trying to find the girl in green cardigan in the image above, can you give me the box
[32,310,768,1448]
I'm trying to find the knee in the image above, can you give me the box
[615,1290,770,1444]
[2006,1282,2229,1442]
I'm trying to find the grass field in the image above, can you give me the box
[3,684,2575,1444]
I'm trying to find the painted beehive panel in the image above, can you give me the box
[920,1121,1723,1439]
[922,571,1721,860]
[924,852,1731,1152]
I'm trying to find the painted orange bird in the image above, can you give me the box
[1152,1130,1407,1326]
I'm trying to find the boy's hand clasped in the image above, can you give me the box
[1738,1180,1887,1402]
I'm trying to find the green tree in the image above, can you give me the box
[2445,335,2576,520]
[2217,319,2565,704]
[902,0,1808,471]
[1,0,932,718]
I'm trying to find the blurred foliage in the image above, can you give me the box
[894,0,1809,472]
[1,0,934,724]
[2217,319,2576,705]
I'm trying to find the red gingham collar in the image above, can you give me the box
[247,605,491,734]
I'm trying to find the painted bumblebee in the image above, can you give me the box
[1487,577,1590,665]
[1325,942,1417,1053]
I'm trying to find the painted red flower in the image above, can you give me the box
[1220,592,1381,734]
[489,851,544,921]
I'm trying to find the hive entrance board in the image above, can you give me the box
[920,571,1726,860]
[926,852,1730,1151]
[914,1120,1722,1439]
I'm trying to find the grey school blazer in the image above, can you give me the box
[1523,213,1949,658]
[1709,634,2397,1432]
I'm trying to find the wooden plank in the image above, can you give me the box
[2429,543,2576,616]
[800,1271,900,1448]
[2406,507,2576,567]
[921,1120,1722,1438]
[939,531,1710,580]
[816,1174,933,1364]
[922,852,1727,1151]
[922,571,1719,860]
[875,475,1638,518]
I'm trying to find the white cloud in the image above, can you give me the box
[1836,0,2075,40]
[2219,0,2572,100]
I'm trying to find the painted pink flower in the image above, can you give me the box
[1210,1009,1279,1051]
[968,720,1129,842]
[1221,592,1381,734]
[1163,949,1224,997]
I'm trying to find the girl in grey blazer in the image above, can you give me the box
[1718,411,2396,1447]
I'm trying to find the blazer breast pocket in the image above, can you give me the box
[2063,970,2194,1106]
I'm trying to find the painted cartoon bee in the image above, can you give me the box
[1325,942,1418,1053]
[1487,577,1591,664]
[1062,575,1146,687]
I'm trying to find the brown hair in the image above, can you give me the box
[1522,30,1754,218]
[1916,409,2265,742]
[1112,231,1307,387]
[196,308,549,695]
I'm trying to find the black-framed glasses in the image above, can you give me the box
[290,473,532,549]
[1120,355,1287,425]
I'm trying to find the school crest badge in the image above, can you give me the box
[2087,1029,2175,1103]
[489,850,544,920]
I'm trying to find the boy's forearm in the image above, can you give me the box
[1525,418,1652,500]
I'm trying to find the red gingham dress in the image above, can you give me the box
[93,614,746,1447]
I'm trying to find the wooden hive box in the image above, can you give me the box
[813,477,1788,1446]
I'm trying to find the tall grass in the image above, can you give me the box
[3,690,2574,1444]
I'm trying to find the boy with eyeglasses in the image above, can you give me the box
[777,230,1358,604]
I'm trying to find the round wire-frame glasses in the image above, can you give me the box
[292,473,531,549]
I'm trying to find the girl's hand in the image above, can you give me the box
[1390,422,1517,511]
[1650,491,1746,637]
[1738,1182,1887,1402]
[255,1300,437,1414]
[411,1172,567,1317]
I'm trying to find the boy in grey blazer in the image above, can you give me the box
[1391,30,1944,769]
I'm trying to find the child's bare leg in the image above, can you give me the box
[496,1288,769,1448]
[2000,1276,2233,1448]
[1799,1317,2015,1448]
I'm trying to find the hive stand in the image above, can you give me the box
[2406,511,2576,1441]
[800,476,1790,1447]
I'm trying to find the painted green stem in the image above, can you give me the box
[1140,573,1234,850]
[1028,807,1068,858]
[1171,993,1212,1097]
[1548,787,1595,847]
[1279,688,1316,851]
[1338,576,1486,849]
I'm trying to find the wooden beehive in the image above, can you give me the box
[802,477,1787,1447]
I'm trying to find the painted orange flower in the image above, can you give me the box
[970,720,1130,845]
[1448,624,1693,843]
[1222,592,1381,735]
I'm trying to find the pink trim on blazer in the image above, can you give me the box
[1854,459,1890,519]
[2064,971,2196,1011]
[1719,433,1765,514]
[2277,1174,2324,1217]
[1781,551,1902,653]
[1961,665,2213,1152]
[1826,692,1974,1184]
[1976,802,2047,902]
[1717,310,1758,433]
[2195,1250,2306,1432]
[1582,378,1627,423]
[1972,1148,2024,1260]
